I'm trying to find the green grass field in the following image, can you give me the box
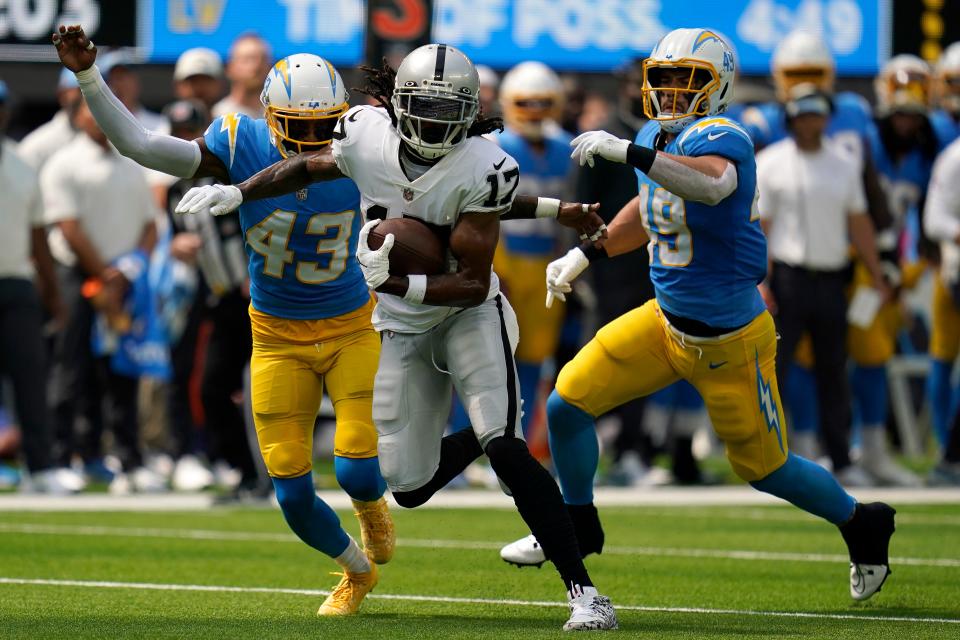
[0,502,958,639]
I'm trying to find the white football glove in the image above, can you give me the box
[545,247,590,308]
[356,219,394,290]
[175,184,243,216]
[570,130,630,168]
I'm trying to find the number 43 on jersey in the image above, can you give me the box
[246,209,355,284]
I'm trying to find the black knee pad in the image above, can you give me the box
[391,486,434,509]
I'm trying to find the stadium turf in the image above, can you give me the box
[0,503,958,638]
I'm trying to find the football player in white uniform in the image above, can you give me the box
[178,44,618,631]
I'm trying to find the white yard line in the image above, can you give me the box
[0,576,956,625]
[1,486,958,511]
[1,522,958,568]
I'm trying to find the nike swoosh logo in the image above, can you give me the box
[493,158,506,170]
[708,361,728,369]
[348,110,360,122]
[707,132,727,141]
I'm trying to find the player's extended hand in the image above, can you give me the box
[52,25,97,73]
[570,130,631,168]
[176,184,243,216]
[545,247,590,308]
[557,201,607,246]
[357,219,394,290]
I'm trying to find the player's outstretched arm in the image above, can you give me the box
[544,196,648,307]
[504,196,607,244]
[176,147,344,216]
[373,211,499,308]
[570,130,737,205]
[52,25,227,182]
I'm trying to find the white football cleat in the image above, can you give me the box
[500,534,546,568]
[840,502,896,602]
[564,586,618,631]
[850,563,891,601]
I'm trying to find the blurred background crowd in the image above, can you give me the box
[1,0,959,497]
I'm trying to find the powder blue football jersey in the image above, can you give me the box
[634,116,766,328]
[204,114,368,319]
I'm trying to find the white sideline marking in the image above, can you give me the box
[0,576,956,625]
[1,522,958,568]
[2,486,959,511]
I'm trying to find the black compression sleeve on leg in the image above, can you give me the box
[485,436,593,591]
[566,503,605,557]
[393,429,484,508]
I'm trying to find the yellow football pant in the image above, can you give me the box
[249,299,380,478]
[846,261,904,367]
[931,277,960,361]
[494,248,564,363]
[556,300,788,481]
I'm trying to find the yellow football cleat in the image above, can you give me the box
[353,497,396,564]
[317,558,379,616]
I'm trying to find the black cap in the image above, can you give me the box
[162,99,210,131]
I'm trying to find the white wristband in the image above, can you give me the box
[535,197,560,219]
[403,274,427,304]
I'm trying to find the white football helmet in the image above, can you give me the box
[771,31,836,102]
[935,42,960,115]
[261,54,348,157]
[875,54,932,117]
[392,44,480,160]
[499,61,564,141]
[642,28,736,133]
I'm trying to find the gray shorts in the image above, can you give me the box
[373,294,522,492]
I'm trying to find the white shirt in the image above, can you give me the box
[0,141,44,279]
[924,137,960,285]
[16,110,77,171]
[332,105,518,333]
[40,134,155,265]
[757,137,866,271]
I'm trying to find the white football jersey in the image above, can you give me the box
[332,105,521,333]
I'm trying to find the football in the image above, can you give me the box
[367,218,447,277]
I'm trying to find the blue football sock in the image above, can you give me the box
[516,361,542,439]
[273,473,350,557]
[546,390,598,505]
[851,365,888,427]
[928,359,954,447]
[334,456,387,502]
[750,453,856,525]
[786,365,818,433]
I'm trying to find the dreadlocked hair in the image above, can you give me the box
[354,59,504,138]
[355,60,399,125]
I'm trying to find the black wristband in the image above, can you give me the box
[626,143,657,174]
[581,242,608,262]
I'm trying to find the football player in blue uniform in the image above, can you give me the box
[850,55,944,485]
[498,28,897,602]
[492,61,573,436]
[55,25,392,616]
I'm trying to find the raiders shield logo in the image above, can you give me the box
[402,188,414,202]
[296,188,308,201]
